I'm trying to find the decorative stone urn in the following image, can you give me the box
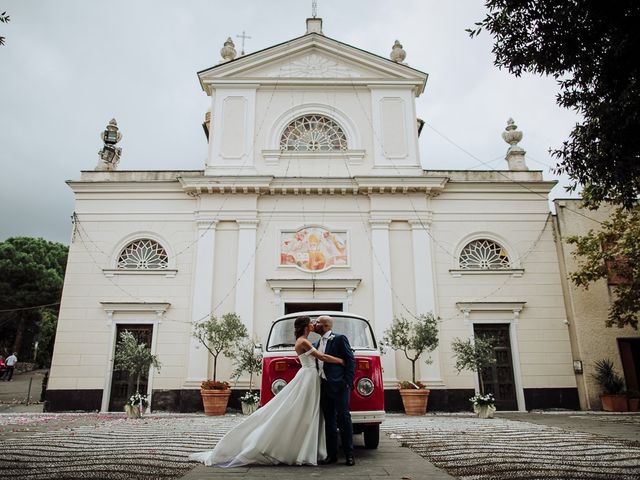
[241,401,258,416]
[390,40,407,63]
[220,37,237,62]
[474,404,496,419]
[124,404,141,419]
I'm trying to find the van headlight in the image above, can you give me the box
[356,377,374,396]
[271,379,287,395]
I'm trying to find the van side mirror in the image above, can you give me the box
[380,341,390,355]
[253,343,263,358]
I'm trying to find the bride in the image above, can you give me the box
[189,316,345,467]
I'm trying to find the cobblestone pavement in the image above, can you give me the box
[1,412,639,479]
[382,414,640,480]
[1,413,243,479]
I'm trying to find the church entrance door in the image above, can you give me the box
[473,324,518,411]
[108,324,154,412]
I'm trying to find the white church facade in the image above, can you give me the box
[46,18,578,412]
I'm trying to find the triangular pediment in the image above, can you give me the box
[198,33,428,93]
[236,49,388,79]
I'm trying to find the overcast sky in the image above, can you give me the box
[0,0,580,245]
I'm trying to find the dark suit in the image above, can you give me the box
[316,333,355,459]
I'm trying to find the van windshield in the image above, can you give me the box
[267,315,376,351]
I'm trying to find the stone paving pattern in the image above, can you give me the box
[382,414,640,480]
[0,412,639,479]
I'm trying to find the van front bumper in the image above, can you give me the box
[351,410,385,424]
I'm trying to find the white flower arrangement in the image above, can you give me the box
[328,334,336,341]
[240,391,260,405]
[127,392,149,407]
[470,392,495,407]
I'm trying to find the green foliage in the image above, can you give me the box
[592,359,625,395]
[469,2,640,208]
[35,310,58,367]
[232,339,262,392]
[0,11,9,46]
[567,206,639,329]
[0,237,68,356]
[113,331,161,394]
[451,336,498,394]
[383,313,439,384]
[192,313,248,383]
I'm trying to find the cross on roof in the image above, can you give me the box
[236,30,251,56]
[312,0,318,18]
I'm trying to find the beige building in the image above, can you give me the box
[46,18,578,412]
[554,199,640,409]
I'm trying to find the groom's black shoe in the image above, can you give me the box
[345,454,355,466]
[320,456,338,465]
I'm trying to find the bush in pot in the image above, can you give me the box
[383,313,439,415]
[592,358,628,411]
[113,331,161,417]
[451,335,498,418]
[232,338,262,415]
[192,313,248,415]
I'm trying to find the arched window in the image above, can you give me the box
[459,239,510,270]
[117,239,169,270]
[280,114,348,152]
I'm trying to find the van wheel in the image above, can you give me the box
[363,425,379,449]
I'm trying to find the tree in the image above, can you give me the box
[451,336,498,395]
[567,205,639,329]
[232,338,262,393]
[0,11,9,46]
[192,313,248,383]
[383,313,439,385]
[113,331,161,395]
[0,237,68,358]
[469,2,640,209]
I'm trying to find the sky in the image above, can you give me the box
[0,0,580,245]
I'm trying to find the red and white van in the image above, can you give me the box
[259,311,385,448]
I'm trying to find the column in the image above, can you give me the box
[185,218,217,384]
[235,219,259,339]
[369,219,397,385]
[409,218,442,382]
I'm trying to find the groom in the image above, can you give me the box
[314,315,356,466]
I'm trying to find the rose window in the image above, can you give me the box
[459,239,510,270]
[117,239,169,269]
[280,115,348,152]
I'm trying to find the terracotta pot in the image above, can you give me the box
[600,394,628,412]
[201,388,231,416]
[399,388,430,416]
[627,398,639,412]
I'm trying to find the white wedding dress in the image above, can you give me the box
[189,347,326,467]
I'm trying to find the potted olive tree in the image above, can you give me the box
[192,313,248,416]
[383,313,439,415]
[113,331,161,418]
[451,335,498,418]
[232,338,263,415]
[592,359,627,411]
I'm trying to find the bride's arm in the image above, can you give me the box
[314,350,345,366]
[302,340,345,365]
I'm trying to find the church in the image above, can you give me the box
[46,16,578,412]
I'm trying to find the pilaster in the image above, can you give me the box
[185,218,218,384]
[369,219,397,386]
